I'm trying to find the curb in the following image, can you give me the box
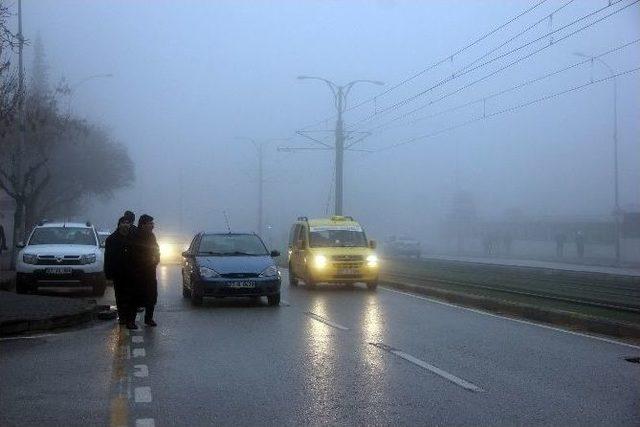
[381,278,640,340]
[0,305,112,336]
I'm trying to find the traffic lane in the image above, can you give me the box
[138,267,507,425]
[0,322,116,426]
[283,274,640,425]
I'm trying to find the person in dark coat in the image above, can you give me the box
[124,210,137,233]
[104,216,135,328]
[131,214,160,327]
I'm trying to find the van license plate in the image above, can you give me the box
[228,281,255,289]
[46,267,72,275]
[338,268,358,275]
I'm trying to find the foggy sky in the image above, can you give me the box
[17,0,640,243]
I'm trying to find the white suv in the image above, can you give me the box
[16,222,107,295]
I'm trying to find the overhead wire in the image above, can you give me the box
[374,66,640,153]
[296,0,552,132]
[347,0,636,131]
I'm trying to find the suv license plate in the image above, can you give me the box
[338,268,359,275]
[228,281,255,289]
[46,267,73,275]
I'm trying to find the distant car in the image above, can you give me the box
[15,222,107,295]
[181,232,281,306]
[157,233,191,265]
[384,235,421,258]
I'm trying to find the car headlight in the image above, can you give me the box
[81,254,97,265]
[199,266,220,279]
[313,254,328,269]
[259,265,279,277]
[367,254,379,267]
[159,243,173,258]
[23,253,38,264]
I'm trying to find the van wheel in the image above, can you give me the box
[93,281,106,296]
[182,285,191,298]
[191,294,203,306]
[366,281,378,291]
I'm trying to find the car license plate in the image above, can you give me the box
[338,268,359,275]
[46,267,73,275]
[228,281,255,289]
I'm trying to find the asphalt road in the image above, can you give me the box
[1,265,639,426]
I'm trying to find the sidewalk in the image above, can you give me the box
[0,291,99,336]
[422,254,640,277]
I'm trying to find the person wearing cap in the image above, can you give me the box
[104,216,136,328]
[130,214,160,327]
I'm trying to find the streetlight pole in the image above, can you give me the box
[575,53,620,262]
[65,73,113,116]
[297,76,383,215]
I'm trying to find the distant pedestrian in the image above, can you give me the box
[575,230,585,259]
[131,214,160,327]
[104,216,135,328]
[0,213,7,256]
[555,232,566,258]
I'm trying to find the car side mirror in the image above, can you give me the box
[270,250,280,258]
[369,240,377,249]
[100,242,106,248]
[16,242,25,249]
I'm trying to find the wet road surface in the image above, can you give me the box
[1,265,639,426]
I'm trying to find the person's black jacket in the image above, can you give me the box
[104,231,132,281]
[130,229,160,305]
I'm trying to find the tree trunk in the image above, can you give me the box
[10,199,24,269]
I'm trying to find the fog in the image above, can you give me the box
[19,0,640,252]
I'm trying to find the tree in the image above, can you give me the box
[0,0,19,125]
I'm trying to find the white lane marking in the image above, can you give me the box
[370,342,483,392]
[381,287,640,350]
[134,386,152,403]
[132,348,146,358]
[0,333,57,341]
[133,364,149,378]
[132,335,144,343]
[136,419,155,427]
[305,312,349,331]
[280,299,290,306]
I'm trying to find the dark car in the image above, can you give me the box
[181,232,281,306]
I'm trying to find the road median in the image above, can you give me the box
[380,275,640,341]
[0,291,99,336]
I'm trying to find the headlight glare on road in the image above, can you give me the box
[81,253,97,264]
[259,265,279,277]
[199,266,220,279]
[367,254,379,268]
[23,253,37,264]
[313,254,328,269]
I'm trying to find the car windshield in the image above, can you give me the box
[198,234,268,256]
[309,227,368,248]
[29,227,97,246]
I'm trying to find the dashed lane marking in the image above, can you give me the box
[133,365,149,378]
[133,348,146,358]
[136,419,155,427]
[305,312,349,331]
[380,287,640,350]
[280,299,291,306]
[134,386,152,403]
[370,342,483,393]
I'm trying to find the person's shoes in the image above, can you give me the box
[145,319,157,327]
[136,307,144,313]
[126,322,138,330]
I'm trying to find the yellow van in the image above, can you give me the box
[287,216,379,290]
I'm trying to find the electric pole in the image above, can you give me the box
[294,76,383,215]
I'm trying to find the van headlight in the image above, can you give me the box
[81,254,97,265]
[199,266,220,279]
[313,254,328,269]
[367,254,379,268]
[259,265,279,277]
[23,253,38,264]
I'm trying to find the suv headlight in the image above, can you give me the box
[199,266,220,279]
[313,254,328,269]
[259,265,279,278]
[367,254,379,267]
[23,253,38,264]
[81,254,97,264]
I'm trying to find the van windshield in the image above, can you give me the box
[309,227,367,248]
